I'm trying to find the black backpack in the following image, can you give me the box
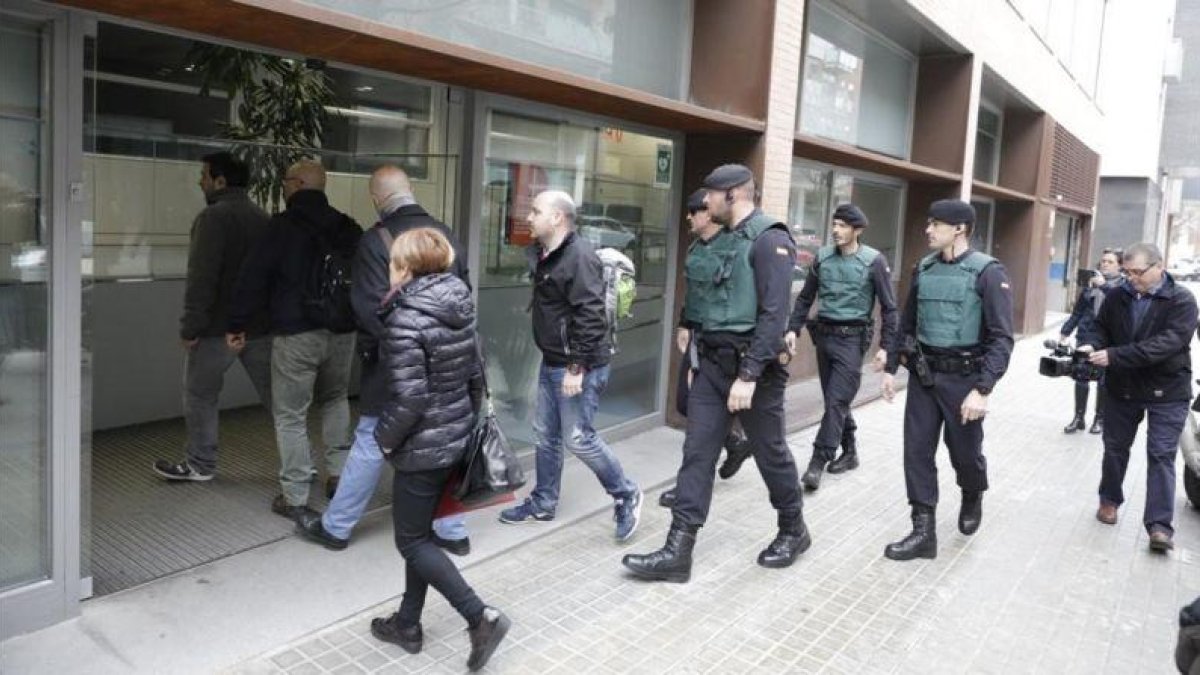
[295,213,358,333]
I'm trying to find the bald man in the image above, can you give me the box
[296,165,473,553]
[228,158,362,521]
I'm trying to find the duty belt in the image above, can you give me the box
[926,354,982,375]
[813,322,870,336]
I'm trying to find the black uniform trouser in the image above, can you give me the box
[903,369,988,508]
[672,357,802,528]
[812,329,869,461]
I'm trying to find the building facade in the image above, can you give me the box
[1161,0,1200,261]
[0,0,1105,638]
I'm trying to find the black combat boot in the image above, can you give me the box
[958,491,982,535]
[621,520,697,583]
[718,430,753,479]
[757,510,812,568]
[801,454,827,490]
[1063,413,1085,434]
[884,505,937,561]
[827,436,859,474]
[1064,383,1087,433]
[658,487,677,508]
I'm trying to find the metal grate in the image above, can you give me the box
[89,405,391,596]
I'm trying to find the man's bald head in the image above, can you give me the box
[370,165,416,215]
[284,158,326,199]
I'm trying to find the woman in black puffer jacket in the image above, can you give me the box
[368,228,509,672]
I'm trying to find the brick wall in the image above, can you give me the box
[759,0,805,218]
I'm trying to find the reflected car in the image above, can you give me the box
[577,215,637,251]
[1167,258,1200,282]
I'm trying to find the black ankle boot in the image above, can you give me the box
[826,439,859,475]
[718,431,753,479]
[884,506,937,561]
[370,613,423,653]
[658,487,677,508]
[1063,413,1085,434]
[1089,417,1103,435]
[958,491,982,535]
[801,455,826,490]
[621,521,697,583]
[466,607,510,672]
[757,511,812,568]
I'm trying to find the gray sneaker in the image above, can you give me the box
[613,488,643,542]
[152,459,213,482]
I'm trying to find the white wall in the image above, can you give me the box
[1095,0,1175,178]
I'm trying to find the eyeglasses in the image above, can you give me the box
[1123,262,1158,277]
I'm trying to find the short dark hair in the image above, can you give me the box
[202,152,250,188]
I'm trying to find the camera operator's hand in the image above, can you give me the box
[872,349,887,372]
[675,327,689,355]
[784,331,797,356]
[960,389,988,425]
[1087,349,1110,367]
[881,373,896,402]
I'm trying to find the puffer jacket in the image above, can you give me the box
[374,273,483,472]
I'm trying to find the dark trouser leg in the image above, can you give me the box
[1143,400,1188,535]
[812,335,864,462]
[934,373,988,495]
[671,359,733,529]
[741,362,803,517]
[903,375,944,508]
[392,468,486,628]
[1099,398,1143,508]
[1074,380,1089,416]
[183,337,238,473]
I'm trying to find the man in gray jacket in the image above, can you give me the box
[154,152,272,481]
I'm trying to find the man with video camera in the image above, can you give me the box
[1080,243,1197,553]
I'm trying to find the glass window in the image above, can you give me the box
[323,67,436,180]
[970,199,994,254]
[798,3,915,158]
[974,104,1002,184]
[0,13,51,591]
[477,111,671,446]
[787,166,832,285]
[296,0,691,100]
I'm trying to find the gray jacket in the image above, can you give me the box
[180,188,270,340]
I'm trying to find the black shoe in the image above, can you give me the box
[621,521,697,583]
[467,607,511,672]
[884,506,937,561]
[958,491,982,536]
[801,456,826,491]
[271,494,317,522]
[370,613,423,654]
[431,532,471,556]
[757,512,812,568]
[826,450,859,475]
[296,512,349,550]
[658,487,677,508]
[718,431,753,480]
[1063,414,1086,434]
[325,475,340,500]
[1089,418,1103,435]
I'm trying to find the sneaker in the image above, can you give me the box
[152,459,213,482]
[370,613,422,654]
[431,532,471,556]
[467,607,510,672]
[272,494,317,522]
[613,488,643,542]
[498,500,554,524]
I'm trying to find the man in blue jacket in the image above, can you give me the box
[1082,242,1198,553]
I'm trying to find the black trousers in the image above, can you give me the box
[903,370,988,508]
[672,357,802,528]
[812,330,868,461]
[392,467,486,628]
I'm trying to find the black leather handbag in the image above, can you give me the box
[451,340,526,507]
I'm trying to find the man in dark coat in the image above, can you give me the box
[1082,242,1197,553]
[154,152,271,482]
[297,165,471,552]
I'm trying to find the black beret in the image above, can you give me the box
[832,203,868,228]
[701,163,754,190]
[928,199,975,226]
[686,188,707,213]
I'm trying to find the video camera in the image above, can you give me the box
[1038,339,1103,381]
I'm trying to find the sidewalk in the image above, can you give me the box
[236,330,1199,674]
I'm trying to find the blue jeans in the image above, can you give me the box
[528,363,638,514]
[1099,398,1189,535]
[322,415,466,541]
